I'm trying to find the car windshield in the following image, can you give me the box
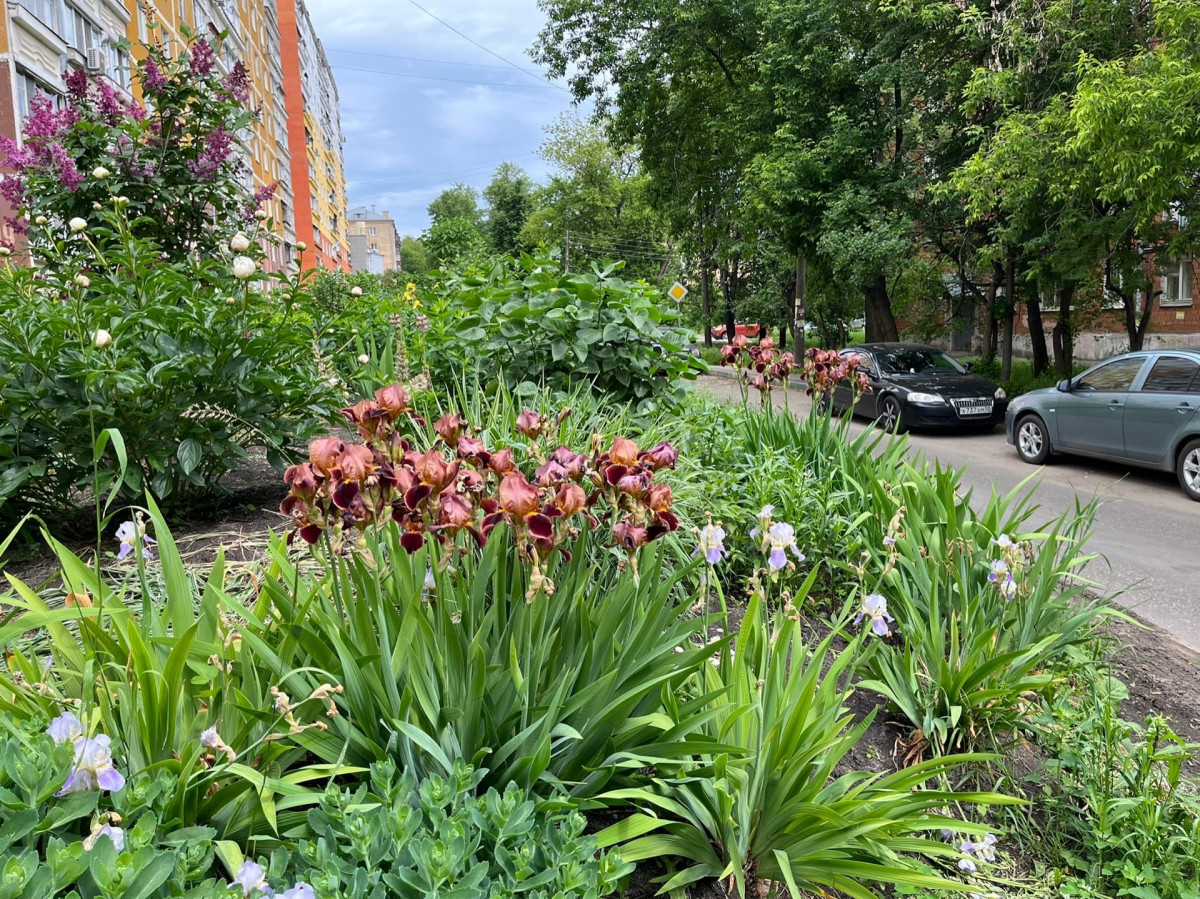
[875,348,965,376]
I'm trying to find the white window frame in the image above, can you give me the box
[1161,257,1194,308]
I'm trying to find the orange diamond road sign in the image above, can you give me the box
[668,282,688,302]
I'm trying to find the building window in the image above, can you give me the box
[110,47,132,91]
[1162,258,1194,307]
[368,226,376,236]
[137,4,148,41]
[64,5,102,53]
[16,70,62,120]
[17,0,61,31]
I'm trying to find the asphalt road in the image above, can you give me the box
[697,373,1200,651]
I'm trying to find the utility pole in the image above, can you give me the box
[792,250,807,360]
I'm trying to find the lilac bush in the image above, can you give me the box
[0,36,271,259]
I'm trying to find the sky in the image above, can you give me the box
[305,0,579,239]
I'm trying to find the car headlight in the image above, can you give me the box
[906,392,946,405]
[994,387,1007,400]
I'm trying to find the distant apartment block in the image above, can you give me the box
[348,206,401,274]
[0,0,348,270]
[278,0,348,271]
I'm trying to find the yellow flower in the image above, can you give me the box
[412,299,422,308]
[406,283,416,292]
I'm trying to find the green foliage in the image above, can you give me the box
[0,211,335,525]
[427,182,484,228]
[1031,676,1200,897]
[600,586,1015,899]
[294,759,630,899]
[399,236,431,276]
[483,163,536,257]
[428,255,703,410]
[968,356,1087,398]
[239,523,716,798]
[0,717,232,899]
[423,216,488,267]
[857,470,1111,755]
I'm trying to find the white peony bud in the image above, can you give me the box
[92,202,102,211]
[113,196,129,206]
[34,215,47,225]
[92,166,110,180]
[74,274,90,287]
[229,232,251,252]
[254,209,268,220]
[69,217,87,232]
[295,241,307,251]
[350,286,363,297]
[225,297,236,305]
[357,354,370,365]
[232,256,256,280]
[0,247,10,257]
[93,329,112,349]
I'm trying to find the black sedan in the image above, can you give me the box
[823,343,1009,432]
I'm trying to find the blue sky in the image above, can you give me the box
[306,0,577,239]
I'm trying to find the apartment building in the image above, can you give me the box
[0,0,347,271]
[278,0,349,271]
[347,206,401,273]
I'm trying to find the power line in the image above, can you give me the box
[399,0,571,93]
[330,63,564,90]
[326,47,521,72]
[346,153,540,188]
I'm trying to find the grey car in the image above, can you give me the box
[1004,349,1200,501]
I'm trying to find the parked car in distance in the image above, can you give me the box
[825,343,1009,432]
[1005,348,1200,502]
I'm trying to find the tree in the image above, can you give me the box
[519,114,669,282]
[423,216,486,266]
[483,162,535,256]
[427,182,483,227]
[399,235,430,275]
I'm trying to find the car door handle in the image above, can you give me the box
[1179,403,1194,415]
[1108,400,1123,410]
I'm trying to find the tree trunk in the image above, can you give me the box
[720,259,737,340]
[981,261,1002,363]
[701,261,713,348]
[1000,247,1016,382]
[863,275,899,342]
[779,264,795,347]
[1026,288,1049,377]
[1051,284,1075,376]
[792,250,807,360]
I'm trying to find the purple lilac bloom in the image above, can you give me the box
[57,734,125,794]
[188,126,233,179]
[695,523,727,565]
[189,39,217,77]
[47,711,84,744]
[142,58,168,94]
[64,67,89,102]
[223,62,250,103]
[855,593,894,637]
[233,861,269,898]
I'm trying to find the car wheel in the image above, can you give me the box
[1177,438,1200,502]
[815,394,840,417]
[876,396,906,434]
[1015,414,1052,465]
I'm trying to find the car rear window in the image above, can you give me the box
[1142,356,1200,394]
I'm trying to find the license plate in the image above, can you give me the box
[952,398,994,417]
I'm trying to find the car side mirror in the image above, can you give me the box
[963,362,974,373]
[1056,379,1072,392]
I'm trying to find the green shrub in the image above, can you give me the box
[427,255,704,409]
[0,211,337,526]
[293,759,630,899]
[599,578,1017,898]
[1031,676,1200,897]
[857,469,1111,755]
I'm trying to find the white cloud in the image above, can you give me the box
[303,0,576,237]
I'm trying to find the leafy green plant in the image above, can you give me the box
[0,209,337,525]
[0,716,234,899]
[292,759,630,899]
[429,255,704,409]
[1032,675,1200,897]
[0,498,337,842]
[857,469,1112,755]
[597,577,1017,898]
[239,526,716,799]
